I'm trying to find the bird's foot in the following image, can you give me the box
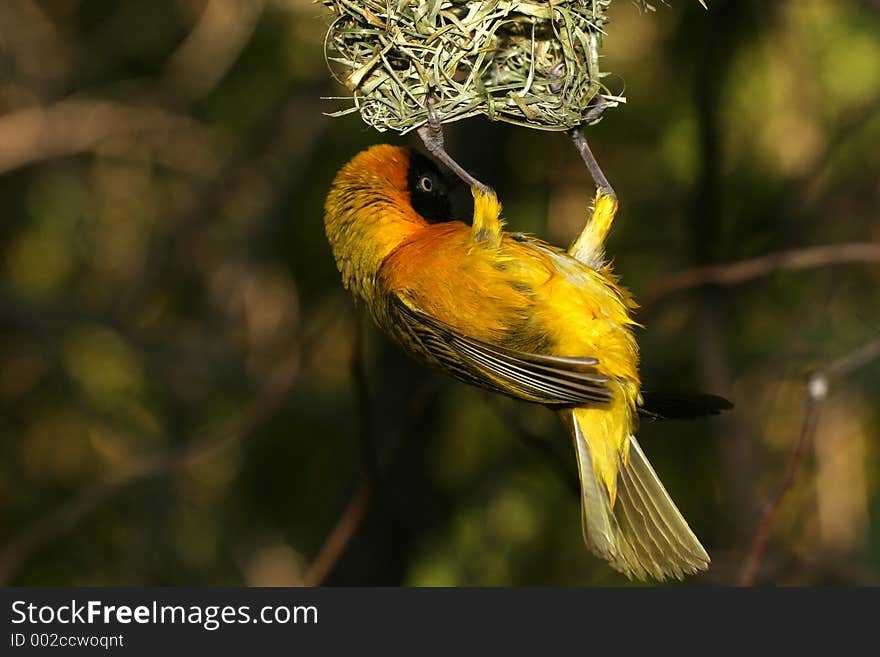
[418,95,491,195]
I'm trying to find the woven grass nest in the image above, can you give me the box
[323,0,628,134]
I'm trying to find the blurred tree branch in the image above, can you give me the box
[0,99,216,176]
[116,86,329,317]
[0,308,338,584]
[786,95,880,222]
[161,0,266,103]
[303,314,448,586]
[641,243,880,310]
[685,0,757,545]
[303,310,377,586]
[739,337,880,586]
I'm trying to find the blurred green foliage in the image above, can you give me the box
[1,0,878,586]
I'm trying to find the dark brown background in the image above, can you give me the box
[1,0,878,586]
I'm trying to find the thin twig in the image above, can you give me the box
[739,337,880,586]
[738,389,821,586]
[821,339,880,380]
[303,310,377,586]
[301,478,372,587]
[641,243,880,310]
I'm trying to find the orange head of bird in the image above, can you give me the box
[323,145,467,299]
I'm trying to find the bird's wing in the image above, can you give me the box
[391,296,613,406]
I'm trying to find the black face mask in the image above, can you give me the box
[407,150,473,225]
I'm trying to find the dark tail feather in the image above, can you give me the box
[639,391,733,421]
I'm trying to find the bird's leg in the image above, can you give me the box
[569,126,615,200]
[562,88,615,199]
[417,96,490,195]
[567,120,619,268]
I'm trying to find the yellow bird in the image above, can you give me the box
[324,144,727,580]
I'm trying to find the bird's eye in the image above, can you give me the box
[418,175,433,192]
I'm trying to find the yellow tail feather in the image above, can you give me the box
[566,409,710,580]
